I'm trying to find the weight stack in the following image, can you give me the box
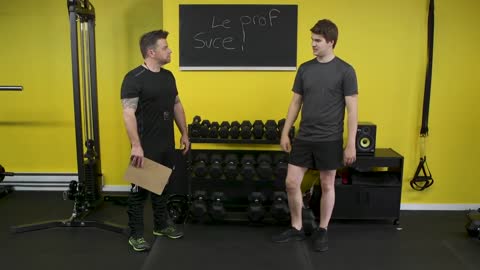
[83,160,102,203]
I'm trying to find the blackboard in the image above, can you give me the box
[179,5,298,70]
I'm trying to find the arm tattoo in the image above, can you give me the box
[122,98,139,110]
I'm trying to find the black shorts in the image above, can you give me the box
[289,139,343,170]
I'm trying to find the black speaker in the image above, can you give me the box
[356,122,376,155]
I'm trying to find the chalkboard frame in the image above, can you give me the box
[179,4,298,71]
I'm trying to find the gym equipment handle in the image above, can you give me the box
[0,86,23,91]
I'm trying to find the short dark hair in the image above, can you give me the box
[310,19,338,48]
[139,30,169,58]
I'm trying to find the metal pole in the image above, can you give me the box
[69,5,86,184]
[88,18,101,164]
[80,21,91,141]
[0,86,23,91]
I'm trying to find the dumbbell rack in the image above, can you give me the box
[186,123,293,224]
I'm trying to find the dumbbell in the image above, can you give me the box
[265,120,278,140]
[274,153,288,178]
[277,118,286,134]
[199,120,211,138]
[256,153,273,180]
[193,153,209,178]
[278,118,295,139]
[209,153,223,179]
[209,121,220,138]
[223,154,239,180]
[64,180,78,200]
[252,120,264,139]
[167,194,189,224]
[247,192,266,222]
[190,190,208,220]
[0,165,14,198]
[240,120,252,139]
[190,115,202,138]
[229,121,241,139]
[218,121,230,139]
[0,164,14,182]
[271,191,290,222]
[209,192,227,221]
[240,154,256,180]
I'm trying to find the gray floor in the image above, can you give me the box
[1,191,479,270]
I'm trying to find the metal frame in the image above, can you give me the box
[68,0,101,186]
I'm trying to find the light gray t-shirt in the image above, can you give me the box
[293,57,358,142]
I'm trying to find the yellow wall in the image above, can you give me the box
[0,0,163,172]
[0,0,478,204]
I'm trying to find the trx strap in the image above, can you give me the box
[410,138,434,191]
[411,0,435,191]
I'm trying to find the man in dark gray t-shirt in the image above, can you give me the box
[293,57,358,142]
[272,19,358,252]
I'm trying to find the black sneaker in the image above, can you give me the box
[272,227,306,243]
[128,237,151,252]
[153,224,184,239]
[312,227,328,252]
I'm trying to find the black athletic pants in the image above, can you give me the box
[127,184,170,238]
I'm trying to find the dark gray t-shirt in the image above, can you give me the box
[293,57,358,142]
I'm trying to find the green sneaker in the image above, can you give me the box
[153,224,184,239]
[128,237,151,252]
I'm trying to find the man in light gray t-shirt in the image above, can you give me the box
[272,19,358,252]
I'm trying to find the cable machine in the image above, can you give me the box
[11,0,126,234]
